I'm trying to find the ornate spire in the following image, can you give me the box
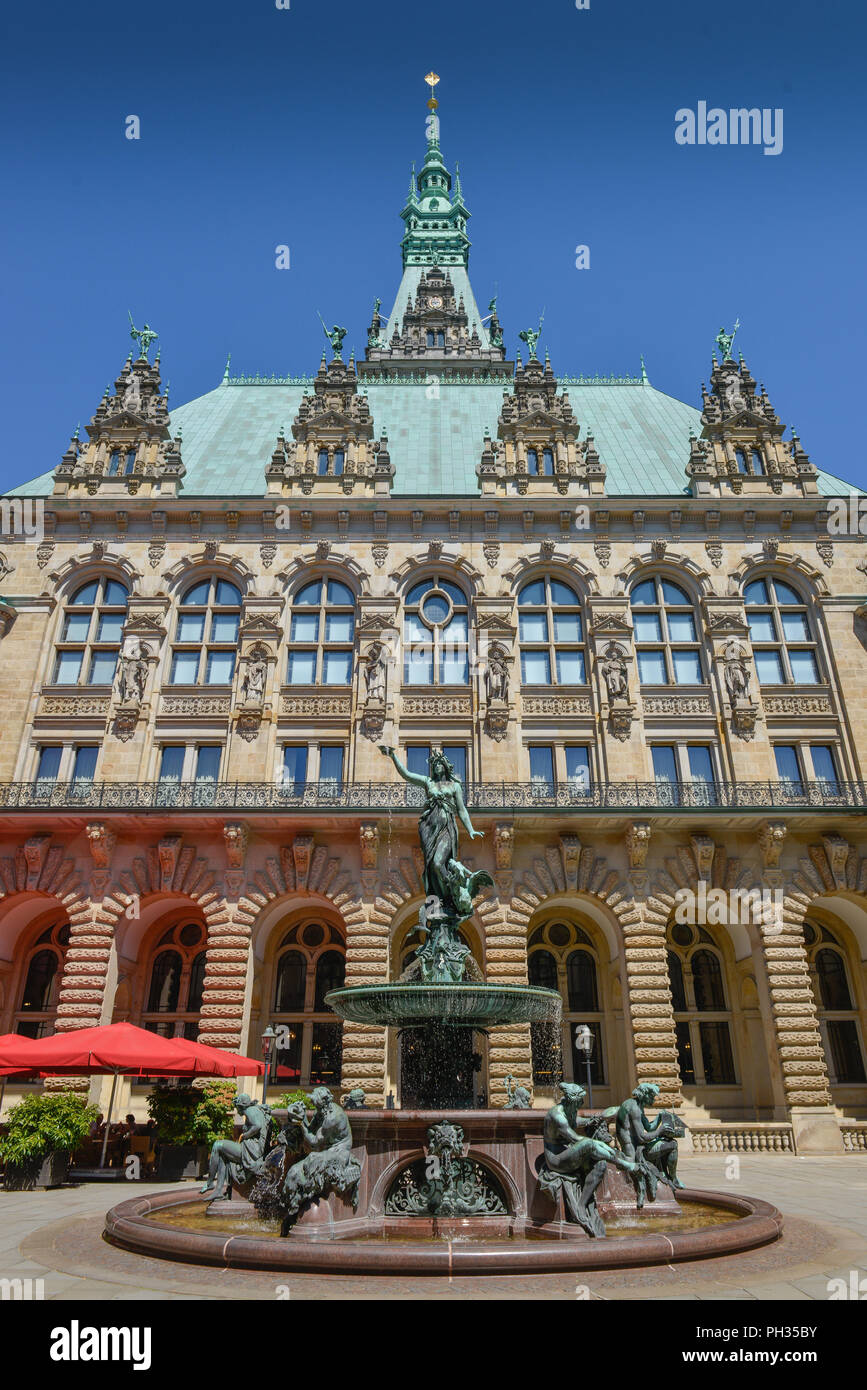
[399,74,471,269]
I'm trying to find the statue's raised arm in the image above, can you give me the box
[379,744,429,788]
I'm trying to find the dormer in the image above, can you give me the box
[52,337,184,499]
[265,351,393,496]
[478,351,606,497]
[688,348,818,498]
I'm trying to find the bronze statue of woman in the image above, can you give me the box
[379,745,483,916]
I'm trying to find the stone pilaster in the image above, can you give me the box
[338,899,390,1106]
[198,897,252,1051]
[479,892,532,1102]
[621,895,682,1109]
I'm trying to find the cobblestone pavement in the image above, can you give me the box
[2,1155,865,1300]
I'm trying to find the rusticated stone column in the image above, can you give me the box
[487,892,535,1103]
[620,895,682,1110]
[197,897,252,1052]
[339,898,389,1106]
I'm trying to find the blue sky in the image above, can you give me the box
[2,0,865,492]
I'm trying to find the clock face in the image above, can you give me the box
[429,295,443,309]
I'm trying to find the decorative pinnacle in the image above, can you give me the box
[640,354,650,384]
[222,352,232,382]
[424,71,440,110]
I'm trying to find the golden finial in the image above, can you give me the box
[424,71,440,110]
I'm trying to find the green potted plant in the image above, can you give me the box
[0,1091,98,1190]
[147,1081,237,1181]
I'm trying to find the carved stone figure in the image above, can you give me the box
[484,645,509,702]
[518,313,544,360]
[279,1087,361,1233]
[341,1087,367,1110]
[319,318,347,356]
[504,1074,532,1109]
[200,1094,272,1202]
[615,1081,685,1209]
[599,641,629,701]
[361,641,387,704]
[724,640,751,703]
[116,641,150,705]
[714,319,739,361]
[378,745,491,983]
[241,649,268,706]
[723,373,747,414]
[536,1083,638,1238]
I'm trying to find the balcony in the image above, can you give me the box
[0,779,864,815]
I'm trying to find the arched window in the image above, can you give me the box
[525,448,555,477]
[630,577,703,685]
[287,578,355,686]
[744,577,820,684]
[139,921,207,1041]
[270,921,346,1088]
[403,576,469,685]
[53,577,129,685]
[804,923,866,1085]
[665,922,736,1086]
[518,577,585,685]
[528,921,604,1089]
[14,923,70,1039]
[171,577,241,685]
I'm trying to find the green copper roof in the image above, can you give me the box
[13,376,850,498]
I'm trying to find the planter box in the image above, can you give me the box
[155,1144,208,1182]
[4,1150,69,1190]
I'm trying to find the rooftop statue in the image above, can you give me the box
[128,311,158,362]
[318,313,347,356]
[536,1082,637,1238]
[714,318,740,362]
[518,312,544,360]
[379,744,492,983]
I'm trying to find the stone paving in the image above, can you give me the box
[1,1155,865,1301]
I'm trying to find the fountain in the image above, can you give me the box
[104,749,783,1274]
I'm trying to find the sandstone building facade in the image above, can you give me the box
[1,101,865,1154]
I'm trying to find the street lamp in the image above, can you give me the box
[261,1025,277,1105]
[573,1023,595,1108]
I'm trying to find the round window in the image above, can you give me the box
[179,923,203,947]
[802,923,817,947]
[420,590,451,627]
[671,923,694,948]
[302,922,325,948]
[547,922,571,947]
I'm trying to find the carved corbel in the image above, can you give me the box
[158,835,183,891]
[86,823,117,896]
[23,835,52,890]
[493,822,514,894]
[560,834,580,891]
[690,834,715,883]
[360,822,380,894]
[822,834,851,889]
[223,822,249,896]
[625,822,651,893]
[292,834,314,890]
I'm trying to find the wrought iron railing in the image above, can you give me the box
[0,779,864,814]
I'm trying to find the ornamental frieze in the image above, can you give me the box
[39,693,110,717]
[762,693,833,715]
[401,696,472,716]
[160,695,232,717]
[280,695,352,717]
[522,696,592,716]
[642,695,712,715]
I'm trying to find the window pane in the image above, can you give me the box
[810,745,838,785]
[72,746,98,781]
[440,648,469,684]
[774,745,801,783]
[630,580,656,606]
[54,651,83,684]
[632,613,662,642]
[182,580,210,605]
[570,1020,604,1085]
[528,950,557,990]
[789,650,820,683]
[103,581,128,605]
[526,448,538,474]
[295,581,322,605]
[327,580,354,605]
[275,952,306,1012]
[668,954,687,1013]
[816,950,853,1010]
[325,613,354,642]
[751,449,765,476]
[518,580,545,606]
[310,1021,343,1085]
[755,650,785,683]
[96,613,124,642]
[687,746,714,783]
[565,745,590,788]
[314,952,346,1011]
[291,613,319,643]
[672,650,702,684]
[36,747,62,782]
[445,611,468,641]
[519,613,548,642]
[282,745,308,786]
[542,449,555,476]
[404,647,433,684]
[744,580,769,605]
[553,612,582,641]
[422,592,450,624]
[171,651,200,684]
[62,613,91,641]
[781,612,809,641]
[556,650,586,683]
[529,746,554,785]
[521,650,551,684]
[88,650,118,683]
[827,1021,866,1084]
[70,581,99,606]
[406,747,430,777]
[322,650,352,684]
[210,613,239,642]
[675,1020,695,1083]
[319,747,344,783]
[177,613,205,642]
[406,580,430,604]
[747,613,776,642]
[159,747,185,782]
[205,651,235,683]
[773,580,802,605]
[442,745,468,784]
[550,580,580,605]
[273,1024,302,1083]
[566,950,599,1012]
[21,950,59,1011]
[667,612,697,642]
[699,1021,736,1084]
[662,581,690,604]
[652,746,678,783]
[693,950,726,1010]
[147,952,182,1013]
[637,650,666,684]
[438,581,466,606]
[195,746,221,782]
[215,581,241,605]
[287,650,317,684]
